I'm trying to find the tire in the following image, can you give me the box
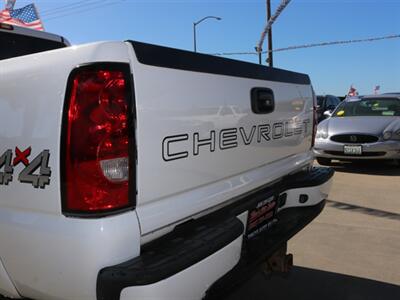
[316,157,331,166]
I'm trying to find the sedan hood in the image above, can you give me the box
[322,116,400,136]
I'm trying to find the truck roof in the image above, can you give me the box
[0,22,70,45]
[0,23,70,60]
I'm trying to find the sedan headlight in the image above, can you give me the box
[316,131,329,139]
[394,130,400,140]
[383,131,392,140]
[382,131,400,141]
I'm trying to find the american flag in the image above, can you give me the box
[374,85,380,95]
[0,3,43,31]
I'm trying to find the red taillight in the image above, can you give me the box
[62,64,133,215]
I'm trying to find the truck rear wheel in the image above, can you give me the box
[316,157,331,166]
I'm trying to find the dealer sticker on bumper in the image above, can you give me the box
[246,196,278,239]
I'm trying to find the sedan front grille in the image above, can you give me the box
[330,134,379,144]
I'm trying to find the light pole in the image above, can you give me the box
[193,16,221,52]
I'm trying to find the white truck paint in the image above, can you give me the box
[0,25,333,300]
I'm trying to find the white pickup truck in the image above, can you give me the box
[0,24,333,300]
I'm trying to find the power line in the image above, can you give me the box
[44,1,125,21]
[271,34,400,53]
[40,0,94,15]
[42,1,109,18]
[211,34,400,57]
[212,51,257,56]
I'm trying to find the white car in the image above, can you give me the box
[314,94,400,165]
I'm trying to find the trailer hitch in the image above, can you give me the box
[261,243,293,277]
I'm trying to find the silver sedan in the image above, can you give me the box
[314,94,400,165]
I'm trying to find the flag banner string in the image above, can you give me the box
[256,0,291,52]
[212,34,400,57]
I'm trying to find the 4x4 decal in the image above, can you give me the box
[0,147,51,189]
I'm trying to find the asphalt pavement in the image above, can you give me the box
[225,160,400,300]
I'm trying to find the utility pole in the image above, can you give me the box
[256,46,262,64]
[267,0,273,67]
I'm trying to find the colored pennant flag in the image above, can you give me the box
[347,84,358,97]
[0,3,44,31]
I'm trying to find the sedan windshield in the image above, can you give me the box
[333,98,400,117]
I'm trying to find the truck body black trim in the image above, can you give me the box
[128,41,311,85]
[97,217,244,300]
[96,167,333,300]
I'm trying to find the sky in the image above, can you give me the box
[10,0,400,96]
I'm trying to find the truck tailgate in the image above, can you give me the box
[128,41,314,235]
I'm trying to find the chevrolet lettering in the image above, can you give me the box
[162,120,310,161]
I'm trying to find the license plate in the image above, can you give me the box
[343,145,362,155]
[246,196,278,239]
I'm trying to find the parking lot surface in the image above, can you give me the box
[225,161,400,300]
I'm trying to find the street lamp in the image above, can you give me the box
[193,16,221,52]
